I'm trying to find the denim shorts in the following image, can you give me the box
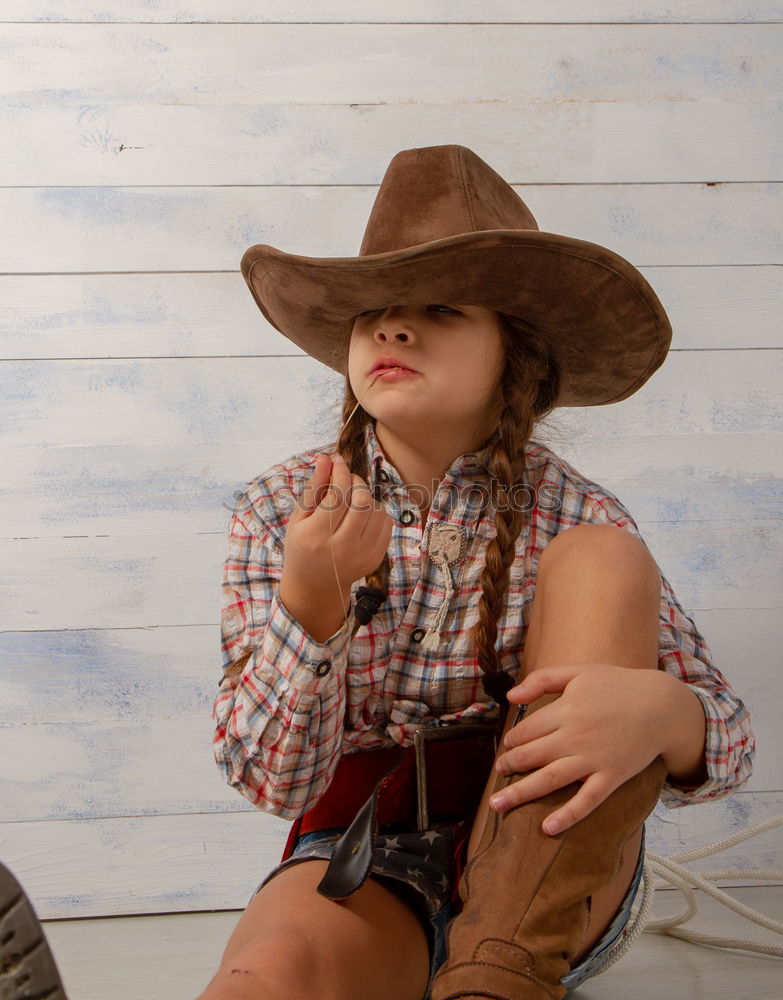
[257,821,647,999]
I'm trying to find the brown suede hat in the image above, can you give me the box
[240,145,672,407]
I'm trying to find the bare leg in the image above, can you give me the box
[198,858,430,1000]
[468,523,661,962]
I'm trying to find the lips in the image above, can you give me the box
[369,357,418,376]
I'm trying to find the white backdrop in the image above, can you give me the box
[0,1,780,919]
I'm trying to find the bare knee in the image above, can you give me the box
[540,524,659,594]
[199,859,430,1000]
[541,523,651,567]
[200,927,325,1000]
[528,524,661,673]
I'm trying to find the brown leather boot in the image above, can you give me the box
[429,754,667,1000]
[0,862,68,1000]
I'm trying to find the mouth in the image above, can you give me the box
[369,359,419,378]
[372,367,419,381]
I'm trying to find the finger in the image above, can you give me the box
[306,454,353,528]
[357,497,392,546]
[296,453,333,516]
[329,451,353,498]
[360,507,394,562]
[347,477,376,517]
[323,474,373,539]
[329,453,359,520]
[495,730,563,775]
[502,699,561,749]
[333,472,388,529]
[506,664,583,705]
[313,479,350,529]
[540,772,616,836]
[489,756,586,813]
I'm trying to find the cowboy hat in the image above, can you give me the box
[240,145,671,406]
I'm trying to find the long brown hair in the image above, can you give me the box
[336,312,562,674]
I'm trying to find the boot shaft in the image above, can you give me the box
[430,757,667,1000]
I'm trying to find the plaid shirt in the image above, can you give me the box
[214,422,754,821]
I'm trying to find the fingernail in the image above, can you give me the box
[544,818,560,835]
[490,794,506,810]
[333,453,346,464]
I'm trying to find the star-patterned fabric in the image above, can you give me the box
[257,821,465,919]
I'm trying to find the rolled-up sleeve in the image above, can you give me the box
[213,504,354,820]
[588,492,755,807]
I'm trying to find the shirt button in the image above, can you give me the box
[377,468,390,483]
[400,509,416,526]
[314,660,332,677]
[411,628,426,644]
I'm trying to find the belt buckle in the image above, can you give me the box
[412,719,499,831]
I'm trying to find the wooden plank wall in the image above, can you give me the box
[0,2,780,919]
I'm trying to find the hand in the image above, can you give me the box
[491,663,676,835]
[280,452,393,611]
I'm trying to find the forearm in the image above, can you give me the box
[279,571,352,643]
[658,670,709,788]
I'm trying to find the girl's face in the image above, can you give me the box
[348,304,505,448]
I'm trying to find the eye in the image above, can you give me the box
[356,308,383,319]
[426,304,461,315]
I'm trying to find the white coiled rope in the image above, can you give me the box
[589,812,783,977]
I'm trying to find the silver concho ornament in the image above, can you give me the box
[425,522,467,567]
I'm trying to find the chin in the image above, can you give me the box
[375,409,431,436]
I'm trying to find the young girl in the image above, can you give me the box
[204,145,754,1000]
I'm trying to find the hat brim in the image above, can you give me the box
[241,230,671,407]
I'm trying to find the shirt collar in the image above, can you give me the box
[363,421,498,487]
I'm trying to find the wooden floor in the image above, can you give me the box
[43,886,782,1000]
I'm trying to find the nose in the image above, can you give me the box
[372,306,416,344]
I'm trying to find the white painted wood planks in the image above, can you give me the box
[2,103,781,187]
[5,2,782,23]
[1,184,780,272]
[0,5,779,922]
[2,25,780,106]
